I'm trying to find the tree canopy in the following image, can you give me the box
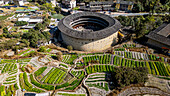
[111,67,148,89]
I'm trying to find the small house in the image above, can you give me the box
[115,0,134,11]
[146,23,170,50]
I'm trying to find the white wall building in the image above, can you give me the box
[0,0,4,5]
[70,0,76,8]
[50,0,56,7]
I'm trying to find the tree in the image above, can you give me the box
[132,2,144,12]
[13,46,19,55]
[34,23,44,31]
[111,67,148,89]
[3,27,8,33]
[55,5,61,13]
[38,46,46,52]
[67,45,73,51]
[21,39,30,47]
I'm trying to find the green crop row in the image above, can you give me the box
[19,73,44,93]
[122,44,136,48]
[87,82,109,91]
[83,54,111,66]
[1,63,17,74]
[57,93,86,96]
[34,67,47,77]
[23,50,35,57]
[65,76,84,90]
[85,65,114,75]
[18,48,31,55]
[60,64,68,68]
[114,56,170,76]
[40,68,54,82]
[30,74,55,90]
[17,58,31,63]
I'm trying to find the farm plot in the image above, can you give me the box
[64,76,84,90]
[0,84,19,96]
[19,72,44,93]
[83,54,111,66]
[17,58,31,63]
[57,92,86,96]
[1,63,17,74]
[32,67,83,91]
[38,67,67,84]
[0,59,16,64]
[34,67,47,77]
[112,56,170,76]
[114,51,149,60]
[18,48,31,56]
[22,50,35,57]
[30,74,55,90]
[85,65,114,75]
[3,75,17,85]
[62,55,78,64]
[148,55,167,62]
[122,44,136,48]
[71,70,85,79]
[85,73,109,91]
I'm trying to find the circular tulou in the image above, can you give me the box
[58,12,121,51]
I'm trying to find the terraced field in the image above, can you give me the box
[1,63,17,74]
[83,54,111,65]
[112,56,170,76]
[62,55,78,64]
[85,73,109,91]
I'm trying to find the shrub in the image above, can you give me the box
[67,45,73,51]
[38,46,46,52]
[14,83,19,90]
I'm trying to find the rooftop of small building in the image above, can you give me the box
[146,23,170,46]
[116,0,134,5]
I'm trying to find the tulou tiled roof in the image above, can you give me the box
[58,12,121,39]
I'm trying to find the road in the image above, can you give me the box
[109,12,169,17]
[63,8,169,17]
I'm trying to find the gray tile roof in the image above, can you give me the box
[146,23,170,46]
[58,12,121,39]
[116,0,134,5]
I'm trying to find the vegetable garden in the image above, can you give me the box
[85,73,109,91]
[83,54,111,66]
[113,56,170,76]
